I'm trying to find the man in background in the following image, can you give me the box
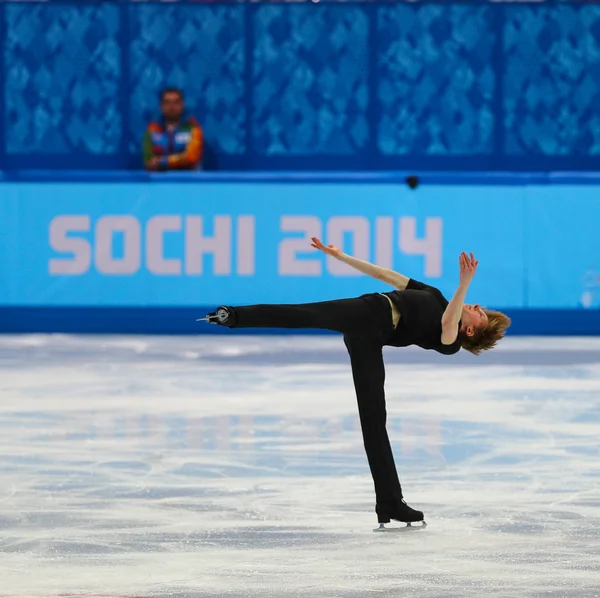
[143,88,204,171]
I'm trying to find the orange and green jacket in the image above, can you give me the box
[143,116,204,170]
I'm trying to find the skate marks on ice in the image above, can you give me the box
[0,335,600,596]
[373,521,427,533]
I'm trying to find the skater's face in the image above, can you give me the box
[461,304,488,336]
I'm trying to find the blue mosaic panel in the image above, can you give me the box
[252,5,369,156]
[504,6,600,155]
[376,4,495,156]
[128,5,246,156]
[4,3,121,154]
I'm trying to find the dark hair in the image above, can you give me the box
[160,88,184,102]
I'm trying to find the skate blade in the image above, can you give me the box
[373,521,427,533]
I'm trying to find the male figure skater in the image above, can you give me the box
[202,238,511,528]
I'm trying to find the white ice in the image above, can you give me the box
[1,334,600,597]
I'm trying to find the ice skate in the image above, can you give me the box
[197,306,236,326]
[373,499,426,532]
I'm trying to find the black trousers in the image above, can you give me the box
[225,294,404,504]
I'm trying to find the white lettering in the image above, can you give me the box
[375,217,393,270]
[326,216,370,276]
[237,216,255,275]
[146,216,182,275]
[399,217,443,277]
[95,216,141,275]
[49,215,91,275]
[48,214,443,280]
[185,216,232,275]
[279,216,322,275]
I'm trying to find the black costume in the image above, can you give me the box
[209,279,461,523]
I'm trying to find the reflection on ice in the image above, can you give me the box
[0,335,600,597]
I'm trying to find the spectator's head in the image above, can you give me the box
[160,88,185,125]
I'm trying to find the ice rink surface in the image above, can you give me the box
[1,334,600,598]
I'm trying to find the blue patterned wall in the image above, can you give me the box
[5,3,121,155]
[252,5,369,156]
[376,4,496,157]
[503,5,600,157]
[2,1,600,171]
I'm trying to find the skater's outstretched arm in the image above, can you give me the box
[441,252,478,344]
[311,237,409,290]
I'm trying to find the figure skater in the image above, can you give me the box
[201,238,511,529]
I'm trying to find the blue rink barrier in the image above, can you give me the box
[1,171,600,336]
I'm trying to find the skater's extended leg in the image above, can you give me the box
[206,296,384,337]
[344,335,424,524]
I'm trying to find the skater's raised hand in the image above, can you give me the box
[459,252,479,284]
[311,237,343,259]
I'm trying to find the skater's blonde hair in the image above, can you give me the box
[460,310,511,356]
